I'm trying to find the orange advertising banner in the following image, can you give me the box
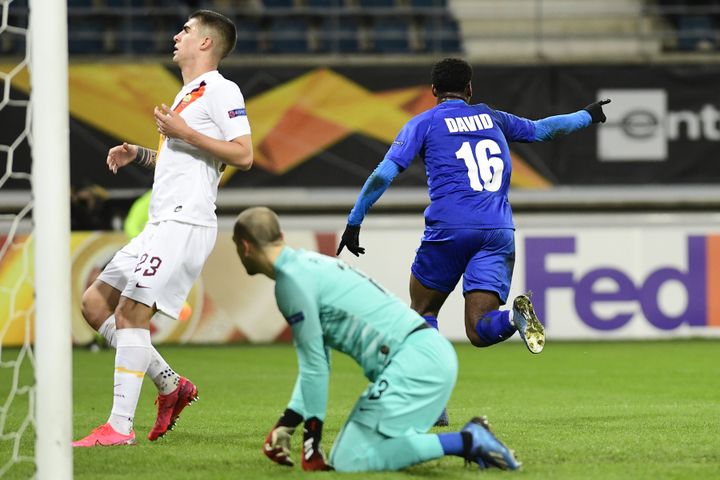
[0,231,329,347]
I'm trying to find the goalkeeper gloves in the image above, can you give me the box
[302,417,332,471]
[583,98,611,123]
[263,408,303,467]
[336,224,365,257]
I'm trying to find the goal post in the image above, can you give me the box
[29,0,73,478]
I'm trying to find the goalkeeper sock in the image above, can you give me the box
[422,315,438,330]
[438,432,468,456]
[108,328,151,435]
[99,315,180,395]
[474,310,516,346]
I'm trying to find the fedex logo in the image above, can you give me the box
[525,235,720,331]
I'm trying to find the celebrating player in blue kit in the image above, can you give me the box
[232,207,521,472]
[337,58,610,424]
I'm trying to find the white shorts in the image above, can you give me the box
[98,221,216,319]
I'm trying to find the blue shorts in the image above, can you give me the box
[411,227,515,303]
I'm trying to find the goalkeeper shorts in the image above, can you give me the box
[329,327,457,470]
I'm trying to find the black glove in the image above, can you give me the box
[583,98,611,123]
[336,224,365,257]
[301,417,332,471]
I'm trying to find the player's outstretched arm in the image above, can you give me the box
[532,98,611,142]
[337,158,402,256]
[583,98,611,123]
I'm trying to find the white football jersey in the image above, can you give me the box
[149,70,251,227]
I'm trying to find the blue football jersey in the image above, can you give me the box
[385,100,535,229]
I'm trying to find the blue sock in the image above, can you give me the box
[438,432,465,456]
[474,310,516,346]
[422,315,438,330]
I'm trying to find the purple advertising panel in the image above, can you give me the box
[338,213,720,341]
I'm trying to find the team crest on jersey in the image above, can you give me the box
[174,81,206,113]
[286,312,305,325]
[228,108,246,118]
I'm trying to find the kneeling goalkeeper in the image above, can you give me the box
[232,207,521,472]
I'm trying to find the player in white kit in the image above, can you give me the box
[73,10,253,447]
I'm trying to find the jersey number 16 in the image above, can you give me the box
[455,139,504,192]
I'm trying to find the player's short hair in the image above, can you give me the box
[234,207,282,247]
[189,10,237,59]
[431,58,472,94]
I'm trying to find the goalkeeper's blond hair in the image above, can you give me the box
[233,207,283,247]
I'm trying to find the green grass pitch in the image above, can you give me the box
[2,340,720,479]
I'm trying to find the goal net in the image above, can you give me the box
[0,0,72,478]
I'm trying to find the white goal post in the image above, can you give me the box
[29,0,72,478]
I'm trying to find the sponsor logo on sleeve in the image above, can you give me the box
[286,312,305,325]
[228,108,247,118]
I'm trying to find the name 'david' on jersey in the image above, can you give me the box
[444,113,494,133]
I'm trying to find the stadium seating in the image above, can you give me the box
[130,17,163,54]
[358,0,396,7]
[317,16,360,53]
[105,0,147,7]
[9,0,720,57]
[422,16,461,53]
[262,0,294,8]
[409,0,447,6]
[370,17,410,53]
[267,17,310,52]
[68,17,106,54]
[676,15,717,50]
[235,18,261,53]
[305,0,341,7]
[49,0,463,55]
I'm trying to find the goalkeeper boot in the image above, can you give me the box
[512,293,545,354]
[434,407,449,427]
[461,416,520,470]
[148,376,199,441]
[72,423,136,448]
